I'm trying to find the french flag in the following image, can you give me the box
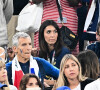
[14,70,23,89]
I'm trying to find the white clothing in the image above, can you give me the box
[9,85,17,90]
[72,83,81,90]
[0,0,13,46]
[84,78,100,90]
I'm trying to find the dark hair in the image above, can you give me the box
[67,0,81,7]
[19,74,43,90]
[97,21,100,34]
[77,50,99,79]
[39,20,62,59]
[32,0,45,4]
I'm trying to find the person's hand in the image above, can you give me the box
[44,79,56,86]
[44,81,50,88]
[31,48,38,57]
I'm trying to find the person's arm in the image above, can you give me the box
[3,0,13,24]
[33,57,59,79]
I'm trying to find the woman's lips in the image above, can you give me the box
[2,75,6,78]
[69,73,75,76]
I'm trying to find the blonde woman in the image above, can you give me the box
[53,54,94,90]
[0,58,17,90]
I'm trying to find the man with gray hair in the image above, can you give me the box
[6,32,59,89]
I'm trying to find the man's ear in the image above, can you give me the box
[12,46,18,53]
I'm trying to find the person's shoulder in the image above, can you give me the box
[84,79,100,90]
[61,47,71,53]
[9,85,17,90]
[6,61,12,69]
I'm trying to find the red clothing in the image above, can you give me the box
[34,0,79,55]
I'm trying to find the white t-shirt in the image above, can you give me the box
[72,83,81,90]
[84,78,100,90]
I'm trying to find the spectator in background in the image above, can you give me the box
[19,73,43,90]
[0,58,17,90]
[53,54,94,90]
[0,0,13,48]
[77,50,100,79]
[7,0,34,47]
[86,21,100,62]
[6,47,15,63]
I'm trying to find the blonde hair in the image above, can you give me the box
[54,54,87,89]
[0,59,10,90]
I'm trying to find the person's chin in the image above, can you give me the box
[25,55,31,58]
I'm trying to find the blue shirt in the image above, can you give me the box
[87,42,100,62]
[6,57,59,85]
[49,47,71,68]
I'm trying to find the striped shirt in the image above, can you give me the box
[34,0,79,55]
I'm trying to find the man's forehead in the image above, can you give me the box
[18,37,31,44]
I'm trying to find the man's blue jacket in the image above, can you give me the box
[6,57,59,85]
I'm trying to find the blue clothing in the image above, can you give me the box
[87,42,100,61]
[82,0,99,41]
[6,57,59,85]
[0,83,7,88]
[49,47,71,68]
[19,61,29,74]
